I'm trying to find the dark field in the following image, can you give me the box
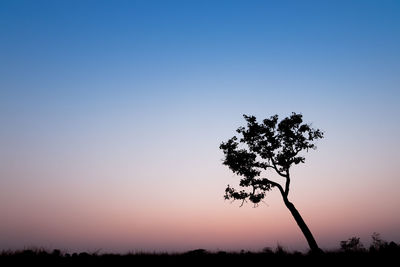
[1,245,399,267]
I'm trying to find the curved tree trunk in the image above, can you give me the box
[282,196,321,252]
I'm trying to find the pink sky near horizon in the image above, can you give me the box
[1,128,399,253]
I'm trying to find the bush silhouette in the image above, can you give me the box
[370,232,387,252]
[340,237,365,252]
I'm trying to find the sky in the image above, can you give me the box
[0,0,400,253]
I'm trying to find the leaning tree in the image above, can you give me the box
[220,112,323,252]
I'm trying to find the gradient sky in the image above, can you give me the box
[1,0,400,253]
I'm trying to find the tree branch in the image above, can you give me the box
[284,171,290,197]
[269,157,290,196]
[270,158,287,178]
[262,178,285,199]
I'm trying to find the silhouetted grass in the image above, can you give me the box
[1,244,399,267]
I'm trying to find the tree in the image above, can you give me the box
[220,113,323,252]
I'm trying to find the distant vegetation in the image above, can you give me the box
[1,234,398,266]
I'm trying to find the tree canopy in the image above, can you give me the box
[220,112,324,206]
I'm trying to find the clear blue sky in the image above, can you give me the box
[1,0,399,252]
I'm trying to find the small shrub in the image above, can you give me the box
[340,237,365,252]
[262,247,273,254]
[370,232,387,251]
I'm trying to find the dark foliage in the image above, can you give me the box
[220,113,323,205]
[340,237,365,252]
[1,243,399,267]
[370,232,389,252]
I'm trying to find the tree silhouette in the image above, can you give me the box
[220,113,323,252]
